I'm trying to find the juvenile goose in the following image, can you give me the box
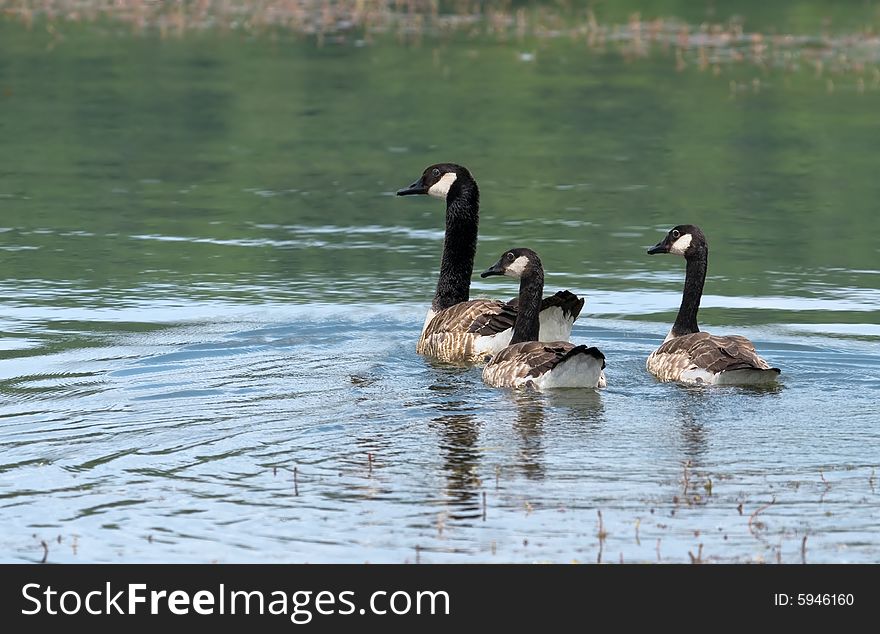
[479,248,606,389]
[646,225,780,385]
[397,163,583,363]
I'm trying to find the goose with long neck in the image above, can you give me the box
[397,163,584,364]
[646,224,780,385]
[479,248,606,389]
[429,165,478,311]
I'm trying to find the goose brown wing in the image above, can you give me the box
[656,332,776,373]
[419,300,514,362]
[488,341,605,380]
[423,300,512,336]
[467,302,518,336]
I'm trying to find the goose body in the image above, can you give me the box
[646,225,780,386]
[483,341,606,389]
[398,163,583,364]
[479,248,606,389]
[417,291,584,364]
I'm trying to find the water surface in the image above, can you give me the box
[1,14,878,563]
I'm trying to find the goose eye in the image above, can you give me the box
[671,229,680,239]
[431,168,440,177]
[506,252,514,261]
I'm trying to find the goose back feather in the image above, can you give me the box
[483,341,606,389]
[417,299,515,363]
[646,332,780,385]
[418,292,585,364]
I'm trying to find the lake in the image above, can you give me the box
[1,3,878,563]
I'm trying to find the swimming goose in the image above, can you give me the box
[646,225,780,385]
[479,248,606,389]
[397,163,583,363]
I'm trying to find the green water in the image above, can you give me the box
[0,11,878,563]
[3,18,880,307]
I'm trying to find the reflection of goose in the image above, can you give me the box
[511,392,546,480]
[422,367,484,520]
[397,163,583,363]
[479,248,606,389]
[675,397,710,461]
[432,412,482,520]
[646,225,780,385]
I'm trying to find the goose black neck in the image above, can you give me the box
[433,178,479,311]
[510,268,544,345]
[672,251,707,337]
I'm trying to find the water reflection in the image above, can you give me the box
[545,389,606,427]
[672,383,784,480]
[511,393,546,480]
[431,412,482,520]
[674,388,711,465]
[424,365,484,519]
[678,409,709,467]
[510,389,606,479]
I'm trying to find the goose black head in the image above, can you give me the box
[396,163,472,199]
[647,224,708,259]
[481,248,542,280]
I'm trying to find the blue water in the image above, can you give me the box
[2,296,877,563]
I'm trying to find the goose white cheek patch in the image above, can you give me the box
[669,233,693,255]
[428,172,458,198]
[505,256,530,278]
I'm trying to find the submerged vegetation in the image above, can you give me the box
[2,0,880,86]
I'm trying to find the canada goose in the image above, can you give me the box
[397,163,583,363]
[646,225,780,385]
[479,248,606,389]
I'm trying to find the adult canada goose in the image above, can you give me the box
[646,225,780,385]
[397,163,583,363]
[479,248,606,389]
